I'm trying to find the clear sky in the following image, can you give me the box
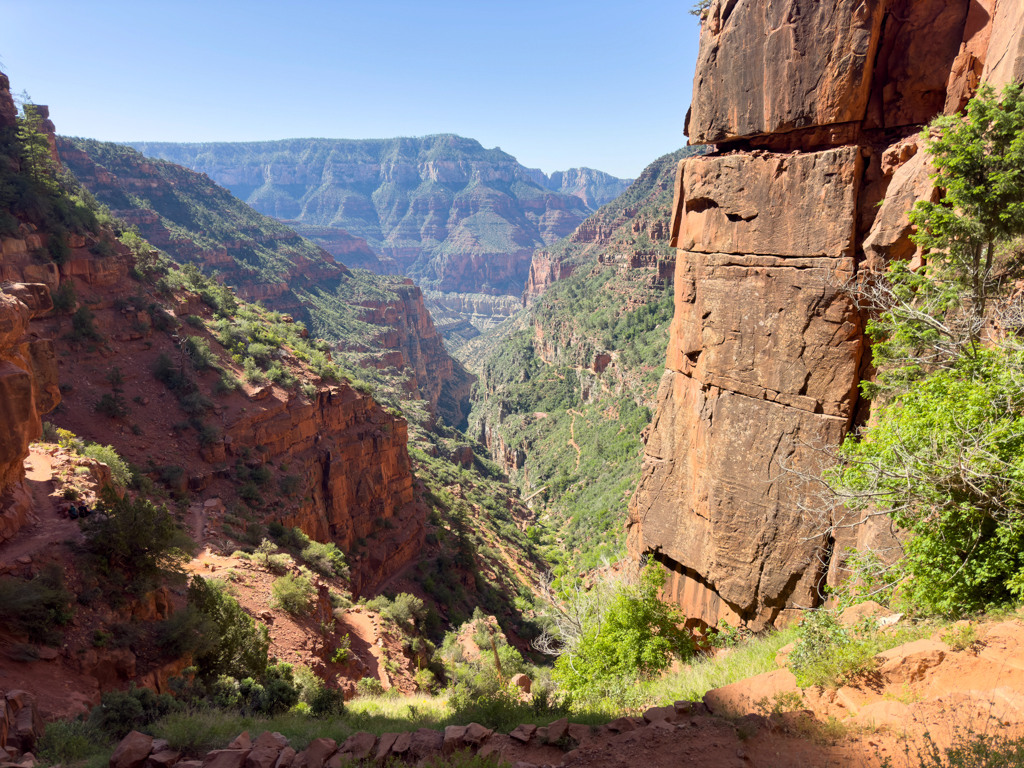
[0,1,700,179]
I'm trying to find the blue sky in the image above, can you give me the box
[0,1,700,178]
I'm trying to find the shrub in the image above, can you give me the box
[51,280,76,313]
[37,719,104,765]
[381,593,426,629]
[82,487,195,595]
[88,684,178,740]
[355,677,384,697]
[270,573,315,616]
[0,564,74,645]
[252,539,290,574]
[300,540,349,579]
[187,576,270,682]
[157,604,218,659]
[79,443,131,488]
[68,306,102,342]
[183,336,217,370]
[552,565,693,700]
[280,474,302,497]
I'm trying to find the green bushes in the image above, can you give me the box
[300,540,349,579]
[368,593,426,629]
[187,576,270,681]
[271,573,316,616]
[82,488,195,595]
[79,442,132,488]
[0,564,74,645]
[551,565,693,701]
[36,719,105,765]
[88,684,178,740]
[252,539,291,574]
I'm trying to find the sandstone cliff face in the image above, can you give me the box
[0,285,60,543]
[351,282,475,429]
[222,382,422,594]
[630,0,1024,629]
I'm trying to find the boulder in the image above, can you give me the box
[227,733,252,751]
[302,739,336,768]
[338,733,375,762]
[704,668,801,717]
[510,673,531,695]
[854,700,914,730]
[146,751,180,768]
[110,732,154,768]
[442,726,466,756]
[202,752,250,768]
[409,729,443,759]
[546,718,569,744]
[642,705,676,724]
[273,748,295,768]
[462,723,492,747]
[253,733,288,751]
[875,640,947,684]
[509,724,536,744]
[372,734,398,764]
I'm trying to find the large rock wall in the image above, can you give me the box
[630,0,1024,629]
[220,382,421,595]
[0,286,60,543]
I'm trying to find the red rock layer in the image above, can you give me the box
[629,0,1024,629]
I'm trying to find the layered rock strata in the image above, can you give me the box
[0,285,60,543]
[629,0,1024,629]
[221,382,422,594]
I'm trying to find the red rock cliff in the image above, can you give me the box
[629,0,1024,629]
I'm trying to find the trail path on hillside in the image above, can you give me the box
[568,409,584,471]
[0,448,82,566]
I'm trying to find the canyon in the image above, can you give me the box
[127,136,629,330]
[628,0,1024,630]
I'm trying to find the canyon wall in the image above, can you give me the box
[128,136,595,302]
[523,166,635,209]
[628,0,1024,629]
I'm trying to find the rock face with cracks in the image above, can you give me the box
[629,0,1024,629]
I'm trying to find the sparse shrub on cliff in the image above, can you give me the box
[300,540,349,579]
[243,356,265,384]
[280,474,302,497]
[271,573,316,616]
[79,442,131,488]
[67,306,102,342]
[94,392,130,419]
[183,335,217,370]
[50,279,77,313]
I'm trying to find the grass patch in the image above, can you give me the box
[646,625,800,704]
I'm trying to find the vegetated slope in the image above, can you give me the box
[464,148,701,572]
[58,137,475,428]
[54,135,546,631]
[127,135,603,302]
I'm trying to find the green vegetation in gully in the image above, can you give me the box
[466,148,692,574]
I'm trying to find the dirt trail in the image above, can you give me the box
[0,447,82,566]
[341,609,390,689]
[568,409,584,471]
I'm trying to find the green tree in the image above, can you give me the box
[16,104,58,194]
[814,85,1024,615]
[187,576,270,681]
[82,487,195,594]
[864,84,1024,394]
[552,565,692,698]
